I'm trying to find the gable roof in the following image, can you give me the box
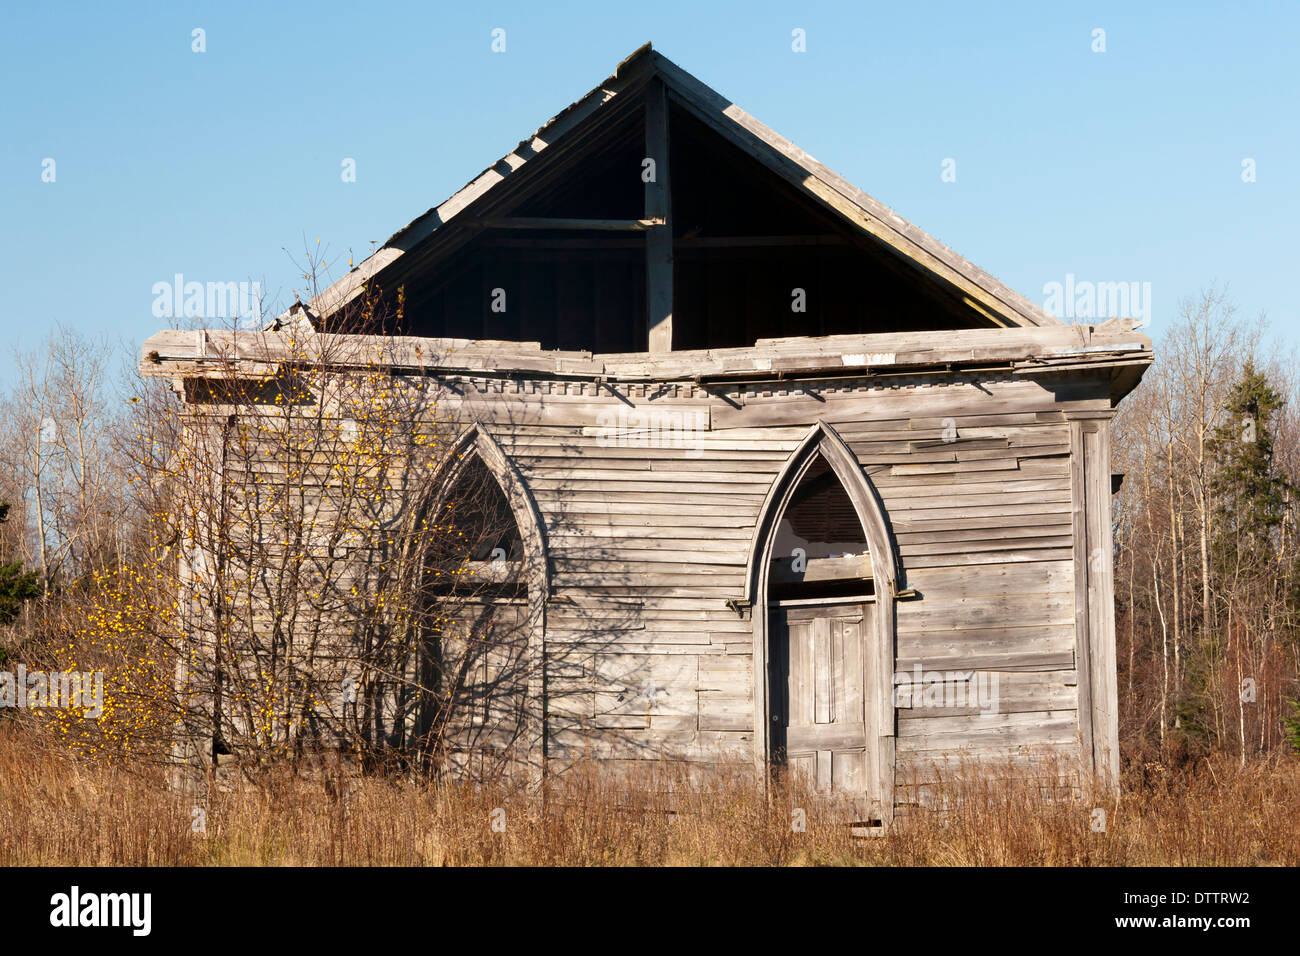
[308,43,1061,330]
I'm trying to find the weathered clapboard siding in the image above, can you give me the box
[897,710,1080,752]
[170,358,1111,785]
[147,318,1151,813]
[400,368,1086,776]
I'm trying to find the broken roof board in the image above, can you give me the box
[309,44,1062,331]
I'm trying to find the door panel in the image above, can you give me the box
[832,748,865,793]
[771,604,871,801]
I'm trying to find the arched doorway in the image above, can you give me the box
[414,424,549,781]
[747,422,899,825]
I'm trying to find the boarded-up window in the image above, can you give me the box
[773,457,868,559]
[770,455,872,600]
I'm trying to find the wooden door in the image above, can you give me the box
[434,600,530,778]
[770,603,870,796]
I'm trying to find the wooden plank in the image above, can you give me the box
[1017,458,1070,475]
[887,514,1066,534]
[899,621,1071,650]
[900,534,1073,557]
[557,584,739,598]
[542,504,757,521]
[895,523,1071,546]
[875,476,1071,499]
[524,467,771,484]
[897,593,1074,631]
[895,742,1082,779]
[551,593,733,611]
[550,541,750,559]
[548,524,754,539]
[710,380,1056,430]
[472,217,664,231]
[552,549,745,566]
[699,694,752,732]
[699,655,751,686]
[896,710,1078,749]
[896,674,1075,719]
[546,728,752,762]
[512,454,786,471]
[889,501,1071,522]
[555,568,743,584]
[958,424,1073,443]
[905,413,1044,430]
[853,442,1067,465]
[887,489,1071,512]
[898,651,1073,675]
[814,616,832,725]
[143,323,1150,383]
[890,458,1021,476]
[905,560,1073,597]
[645,78,672,352]
[1083,418,1120,789]
[533,483,766,500]
[903,549,1073,569]
[770,553,870,584]
[508,438,799,455]
[552,641,717,655]
[535,489,764,505]
[1069,419,1094,778]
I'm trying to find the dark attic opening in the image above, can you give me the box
[331,72,1007,351]
[769,456,873,602]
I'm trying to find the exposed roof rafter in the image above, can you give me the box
[305,42,1062,331]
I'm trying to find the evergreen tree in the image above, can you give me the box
[1207,359,1289,568]
[0,501,40,666]
[1178,361,1292,753]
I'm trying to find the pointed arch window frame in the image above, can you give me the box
[426,424,551,600]
[422,422,551,781]
[745,421,900,822]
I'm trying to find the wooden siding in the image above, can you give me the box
[149,324,1147,806]
[425,369,1091,796]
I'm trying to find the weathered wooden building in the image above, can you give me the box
[142,45,1151,822]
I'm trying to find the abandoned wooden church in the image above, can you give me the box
[142,44,1151,821]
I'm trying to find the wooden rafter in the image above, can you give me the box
[471,217,665,232]
[644,77,673,352]
[302,44,1063,333]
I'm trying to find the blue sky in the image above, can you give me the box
[2,0,1296,378]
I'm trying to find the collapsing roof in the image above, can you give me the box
[300,43,1062,350]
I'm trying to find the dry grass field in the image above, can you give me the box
[1,726,1296,866]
